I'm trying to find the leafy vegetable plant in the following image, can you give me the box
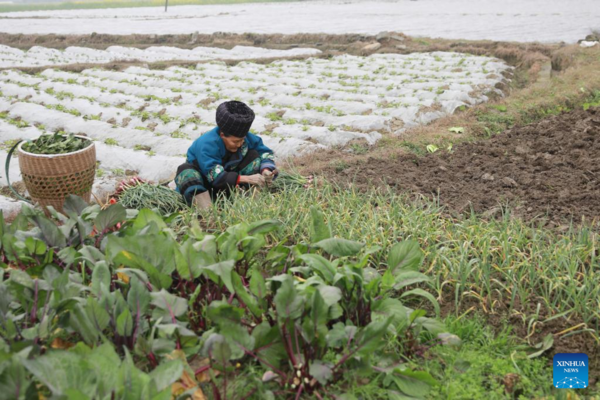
[0,198,447,399]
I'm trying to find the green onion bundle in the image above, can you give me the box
[22,132,91,155]
[269,171,315,191]
[116,181,186,215]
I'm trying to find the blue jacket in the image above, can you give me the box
[186,127,276,188]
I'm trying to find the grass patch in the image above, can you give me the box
[425,316,557,399]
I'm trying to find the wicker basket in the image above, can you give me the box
[18,136,96,214]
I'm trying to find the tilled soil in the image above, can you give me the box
[327,108,600,225]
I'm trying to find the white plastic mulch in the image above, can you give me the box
[0,51,510,216]
[0,44,322,69]
[0,0,598,43]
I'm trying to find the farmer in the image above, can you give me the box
[175,100,278,209]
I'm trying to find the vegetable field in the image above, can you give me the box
[0,51,508,207]
[1,22,599,399]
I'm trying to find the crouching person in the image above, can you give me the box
[175,100,278,209]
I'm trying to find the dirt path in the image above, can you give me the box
[322,108,600,226]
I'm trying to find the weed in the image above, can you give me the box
[350,143,368,155]
[171,131,190,139]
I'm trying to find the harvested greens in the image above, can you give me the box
[268,171,315,191]
[22,132,91,155]
[113,177,185,215]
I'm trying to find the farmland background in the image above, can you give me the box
[1,0,599,399]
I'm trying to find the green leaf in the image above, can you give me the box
[309,361,333,385]
[25,237,47,256]
[355,319,391,356]
[177,239,203,280]
[116,308,134,337]
[437,332,462,347]
[86,297,110,332]
[133,209,167,232]
[314,238,364,257]
[32,215,67,248]
[8,269,34,289]
[63,195,89,217]
[70,303,99,344]
[202,261,235,293]
[401,289,440,317]
[298,254,335,283]
[393,271,430,290]
[238,235,265,260]
[91,261,111,295]
[95,203,126,232]
[326,323,357,348]
[381,268,394,290]
[214,312,255,360]
[149,360,183,392]
[392,368,438,398]
[207,301,245,325]
[116,350,152,400]
[150,290,187,322]
[426,144,438,153]
[247,219,281,235]
[87,343,121,398]
[249,269,267,299]
[309,206,331,243]
[448,126,464,134]
[388,241,423,273]
[527,334,554,359]
[0,359,31,399]
[307,290,328,343]
[273,276,304,320]
[202,334,232,366]
[127,276,151,320]
[409,309,427,323]
[252,321,286,369]
[231,272,262,318]
[23,351,96,397]
[318,285,342,307]
[372,298,409,329]
[414,316,446,335]
[108,236,172,290]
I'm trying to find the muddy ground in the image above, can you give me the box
[319,108,600,227]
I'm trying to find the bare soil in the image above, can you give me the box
[320,108,600,227]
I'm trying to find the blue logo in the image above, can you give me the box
[553,353,588,389]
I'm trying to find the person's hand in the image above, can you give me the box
[262,169,278,184]
[242,174,266,187]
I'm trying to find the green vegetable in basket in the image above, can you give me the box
[22,132,91,155]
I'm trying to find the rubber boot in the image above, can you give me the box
[193,191,212,210]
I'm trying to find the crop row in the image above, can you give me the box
[0,44,322,68]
